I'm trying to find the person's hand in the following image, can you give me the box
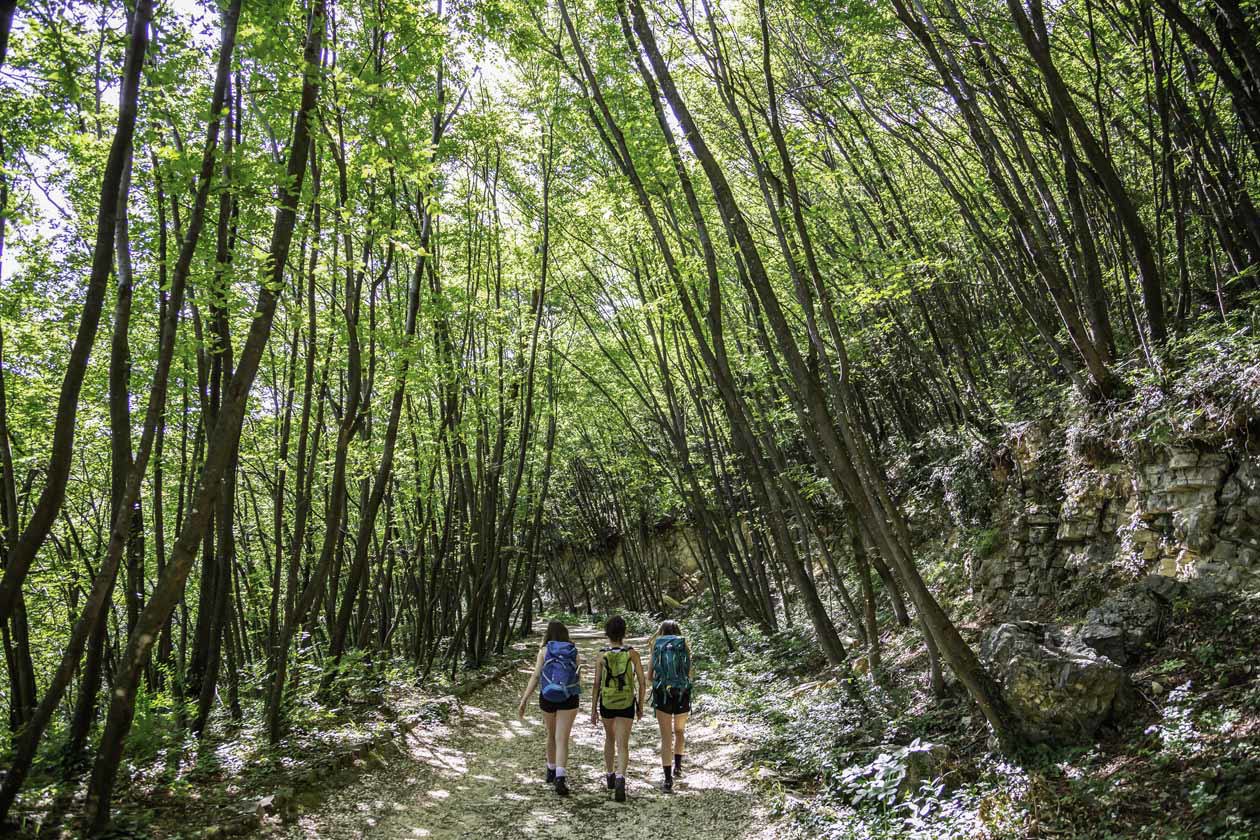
[518,698,527,719]
[590,710,600,727]
[635,705,644,721]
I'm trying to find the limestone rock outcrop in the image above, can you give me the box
[981,621,1133,745]
[973,445,1260,617]
[1078,575,1185,666]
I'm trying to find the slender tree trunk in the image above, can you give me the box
[0,0,154,625]
[0,0,16,71]
[85,4,324,829]
[0,1,242,819]
[1008,0,1166,343]
[0,329,36,731]
[625,0,1022,748]
[848,512,882,673]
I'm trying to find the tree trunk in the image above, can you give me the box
[85,3,324,829]
[0,0,243,819]
[0,0,154,625]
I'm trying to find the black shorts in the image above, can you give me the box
[539,694,580,713]
[600,700,639,720]
[652,687,691,715]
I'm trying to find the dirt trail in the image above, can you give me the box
[270,627,783,839]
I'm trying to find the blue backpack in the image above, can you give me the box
[540,641,580,702]
[652,635,691,697]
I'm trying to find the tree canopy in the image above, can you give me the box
[0,0,1256,830]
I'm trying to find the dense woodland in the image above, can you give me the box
[0,0,1256,833]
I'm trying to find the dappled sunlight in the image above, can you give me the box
[270,630,784,839]
[460,704,499,719]
[396,743,470,781]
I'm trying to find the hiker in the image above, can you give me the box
[518,620,583,796]
[590,615,646,802]
[648,619,693,792]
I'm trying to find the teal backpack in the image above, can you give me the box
[652,635,691,697]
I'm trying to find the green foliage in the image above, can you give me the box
[2,0,1259,832]
[124,680,189,768]
[539,610,588,628]
[1080,302,1260,454]
[591,610,659,638]
[971,527,1002,560]
[836,740,937,810]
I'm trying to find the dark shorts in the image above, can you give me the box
[539,694,579,713]
[652,687,691,715]
[600,700,639,720]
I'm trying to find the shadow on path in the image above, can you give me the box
[270,626,781,839]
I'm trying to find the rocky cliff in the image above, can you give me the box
[972,429,1260,618]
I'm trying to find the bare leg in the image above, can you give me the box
[543,711,557,767]
[656,710,673,766]
[673,712,689,760]
[554,707,578,770]
[614,717,633,775]
[602,718,616,774]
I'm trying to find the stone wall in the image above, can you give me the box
[973,439,1260,617]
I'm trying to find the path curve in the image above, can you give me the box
[268,627,781,839]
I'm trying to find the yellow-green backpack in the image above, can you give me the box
[601,648,635,710]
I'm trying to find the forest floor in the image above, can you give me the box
[261,626,784,840]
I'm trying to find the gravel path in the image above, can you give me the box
[270,626,781,839]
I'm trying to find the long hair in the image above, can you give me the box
[658,619,681,637]
[545,620,570,643]
[605,615,626,643]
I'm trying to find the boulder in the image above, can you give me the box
[1078,575,1184,666]
[981,621,1132,745]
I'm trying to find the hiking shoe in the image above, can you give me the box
[661,777,673,793]
[615,776,626,802]
[606,772,616,790]
[555,776,570,796]
[546,768,556,784]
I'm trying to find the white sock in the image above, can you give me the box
[556,767,566,778]
[547,762,556,770]
[616,773,625,781]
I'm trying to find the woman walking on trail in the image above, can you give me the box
[649,619,693,792]
[590,615,646,802]
[518,620,583,796]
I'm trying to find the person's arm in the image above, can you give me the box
[631,648,646,719]
[590,654,603,725]
[686,639,694,681]
[518,646,545,718]
[646,635,656,684]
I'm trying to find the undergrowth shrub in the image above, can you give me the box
[538,609,587,628]
[836,740,941,810]
[594,610,658,637]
